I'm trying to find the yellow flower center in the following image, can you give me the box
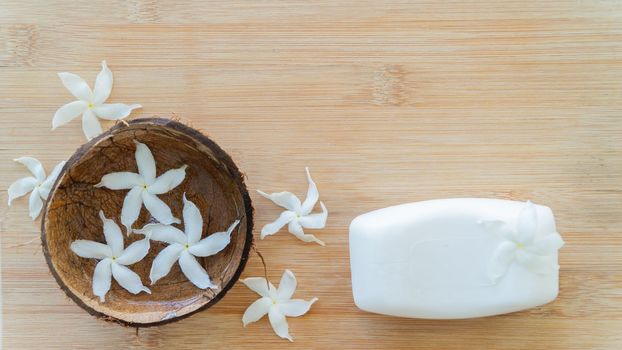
[184,244,190,250]
[88,102,94,109]
[516,243,525,249]
[111,256,117,261]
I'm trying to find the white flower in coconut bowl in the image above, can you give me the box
[134,194,240,289]
[482,201,565,283]
[95,140,187,231]
[8,157,66,220]
[70,211,151,302]
[242,269,318,342]
[257,167,328,245]
[53,61,141,140]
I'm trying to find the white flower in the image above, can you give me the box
[53,61,141,140]
[8,157,66,220]
[95,140,187,231]
[70,211,151,302]
[483,201,565,283]
[257,167,328,245]
[135,194,240,289]
[242,269,318,342]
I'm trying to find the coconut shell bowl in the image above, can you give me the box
[41,118,254,327]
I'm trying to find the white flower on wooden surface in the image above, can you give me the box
[257,167,328,245]
[242,269,318,342]
[8,157,66,220]
[53,61,141,140]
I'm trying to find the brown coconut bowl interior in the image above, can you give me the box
[41,118,253,327]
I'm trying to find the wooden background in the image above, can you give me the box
[1,1,621,349]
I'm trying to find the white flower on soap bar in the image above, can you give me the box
[8,157,66,220]
[70,211,151,302]
[483,201,565,283]
[257,167,328,245]
[53,61,141,140]
[135,194,240,289]
[96,140,187,231]
[242,269,318,342]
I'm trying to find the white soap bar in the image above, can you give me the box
[349,198,564,319]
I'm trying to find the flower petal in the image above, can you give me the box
[279,298,318,317]
[277,269,297,301]
[99,210,124,256]
[93,258,112,302]
[142,191,180,225]
[117,237,150,265]
[488,241,517,283]
[517,201,538,245]
[95,172,142,190]
[268,305,293,342]
[111,262,151,295]
[134,141,156,183]
[148,165,187,195]
[288,220,325,246]
[479,219,518,242]
[242,277,277,298]
[52,101,87,130]
[298,201,328,229]
[242,297,272,326]
[189,220,239,257]
[70,240,112,259]
[8,177,37,205]
[121,186,143,231]
[300,167,319,215]
[257,190,302,213]
[39,160,66,200]
[135,223,187,244]
[182,193,203,244]
[179,250,217,289]
[92,60,112,105]
[58,72,93,102]
[531,233,565,256]
[516,249,559,274]
[28,188,43,220]
[92,103,142,121]
[15,157,45,182]
[82,109,102,141]
[150,243,184,284]
[260,211,296,239]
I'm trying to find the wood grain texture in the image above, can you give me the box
[1,0,621,348]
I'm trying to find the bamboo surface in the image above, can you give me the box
[1,1,621,349]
